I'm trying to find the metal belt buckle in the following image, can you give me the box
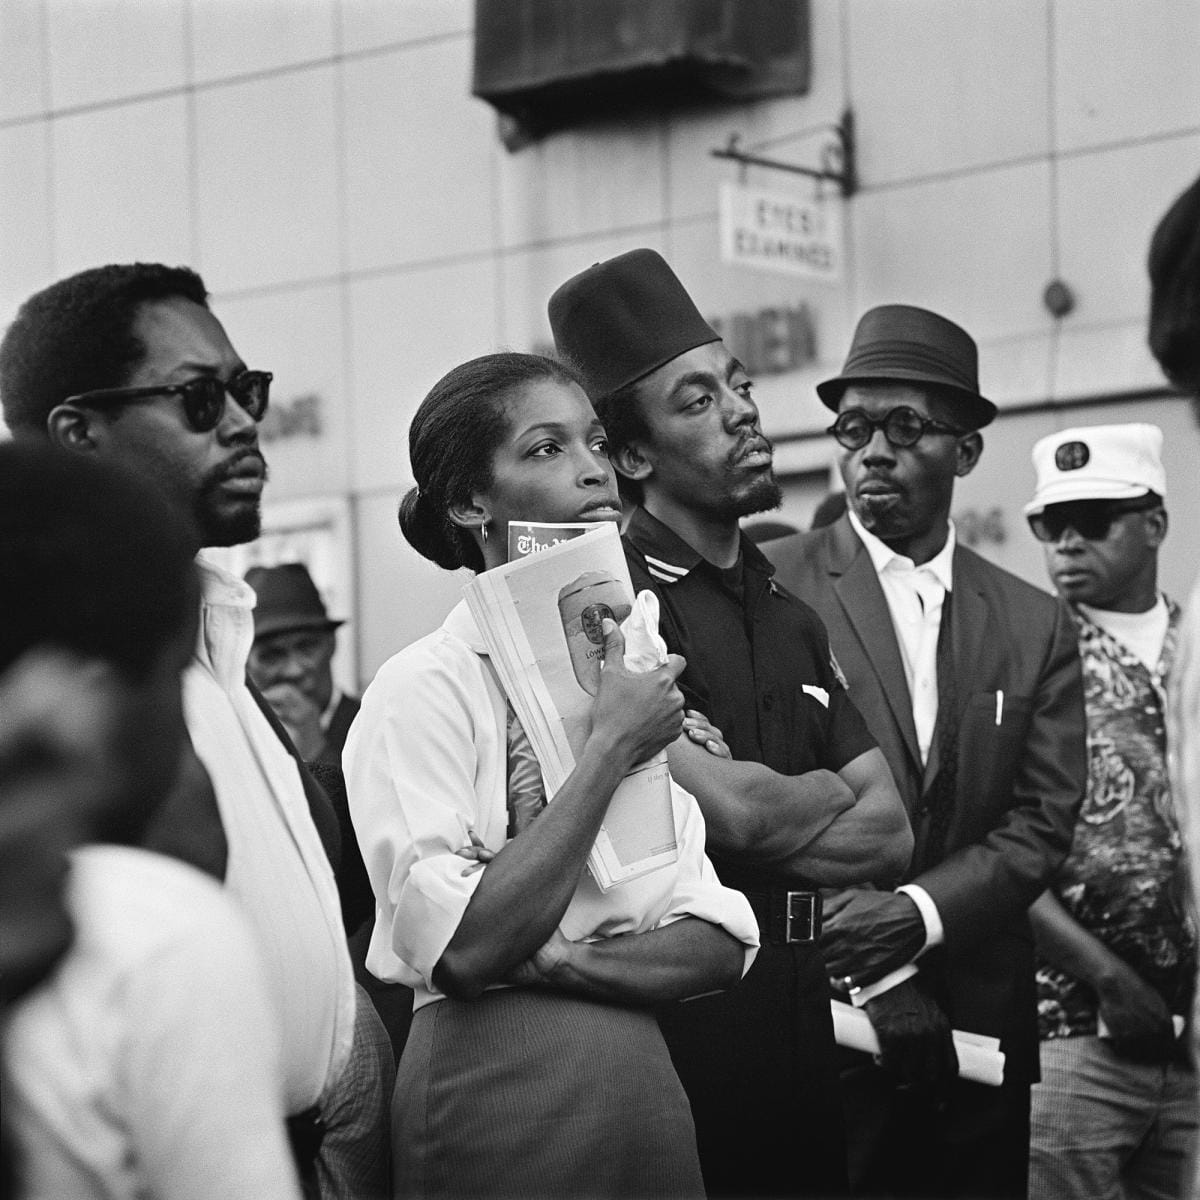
[784,890,819,944]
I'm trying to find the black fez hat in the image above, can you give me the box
[817,304,996,429]
[244,562,343,640]
[548,249,720,398]
[1148,171,1200,392]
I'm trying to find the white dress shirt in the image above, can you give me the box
[848,509,955,764]
[844,513,956,1000]
[185,556,355,1111]
[345,599,760,1011]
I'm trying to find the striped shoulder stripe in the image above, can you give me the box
[643,553,689,579]
[647,565,683,584]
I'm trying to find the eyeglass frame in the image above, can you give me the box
[1026,494,1164,544]
[825,405,968,452]
[62,369,273,434]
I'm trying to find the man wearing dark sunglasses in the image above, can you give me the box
[769,304,1086,1199]
[1023,424,1195,1200]
[0,264,391,1199]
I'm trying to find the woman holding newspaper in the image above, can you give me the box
[345,352,758,1199]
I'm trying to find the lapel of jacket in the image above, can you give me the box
[825,518,923,775]
[922,546,989,792]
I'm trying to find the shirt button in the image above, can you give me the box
[762,694,774,711]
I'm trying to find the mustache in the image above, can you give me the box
[729,431,773,465]
[211,446,266,483]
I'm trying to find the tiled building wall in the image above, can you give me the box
[2,0,1199,682]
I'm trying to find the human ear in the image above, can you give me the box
[447,497,491,533]
[954,432,983,478]
[1145,507,1168,548]
[613,442,652,483]
[47,405,101,454]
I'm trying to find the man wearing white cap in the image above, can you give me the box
[1024,423,1196,1200]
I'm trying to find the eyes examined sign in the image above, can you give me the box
[718,182,842,282]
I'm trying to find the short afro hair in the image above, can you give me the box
[0,263,209,436]
[0,441,199,681]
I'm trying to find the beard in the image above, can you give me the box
[195,450,266,547]
[695,468,783,521]
[198,498,262,548]
[730,472,784,518]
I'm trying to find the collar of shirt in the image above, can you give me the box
[847,510,955,763]
[1075,593,1175,677]
[193,553,257,690]
[624,506,775,586]
[445,597,487,653]
[847,508,956,593]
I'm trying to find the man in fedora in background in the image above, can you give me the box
[246,562,414,1063]
[246,563,358,767]
[550,249,912,1199]
[768,305,1087,1198]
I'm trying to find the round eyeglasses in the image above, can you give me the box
[826,406,965,451]
[64,370,272,434]
[1027,496,1161,543]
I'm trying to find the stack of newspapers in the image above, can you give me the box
[463,521,678,891]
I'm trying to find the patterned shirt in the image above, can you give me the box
[1037,598,1195,1039]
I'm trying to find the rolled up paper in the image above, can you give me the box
[831,999,1005,1087]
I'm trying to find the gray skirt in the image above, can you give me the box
[393,988,704,1200]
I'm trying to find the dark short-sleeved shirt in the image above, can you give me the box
[623,506,876,783]
[624,507,876,1198]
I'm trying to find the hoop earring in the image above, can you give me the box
[481,521,489,544]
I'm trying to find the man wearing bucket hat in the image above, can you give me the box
[769,305,1086,1198]
[1021,423,1195,1200]
[550,249,912,1199]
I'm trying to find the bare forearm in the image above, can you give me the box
[1029,889,1125,992]
[434,736,631,997]
[781,762,912,887]
[667,737,854,864]
[544,918,746,1005]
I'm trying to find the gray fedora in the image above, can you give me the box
[817,304,996,429]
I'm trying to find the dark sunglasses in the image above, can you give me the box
[1027,496,1161,543]
[826,406,965,451]
[64,370,272,434]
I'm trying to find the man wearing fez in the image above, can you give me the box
[768,305,1087,1198]
[0,263,390,1199]
[1022,424,1195,1200]
[550,248,912,1199]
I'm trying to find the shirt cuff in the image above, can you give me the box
[896,883,944,949]
[849,962,918,1007]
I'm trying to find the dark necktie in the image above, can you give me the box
[918,592,959,871]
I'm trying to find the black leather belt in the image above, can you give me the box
[743,887,822,945]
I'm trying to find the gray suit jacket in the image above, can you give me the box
[768,516,1086,1078]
